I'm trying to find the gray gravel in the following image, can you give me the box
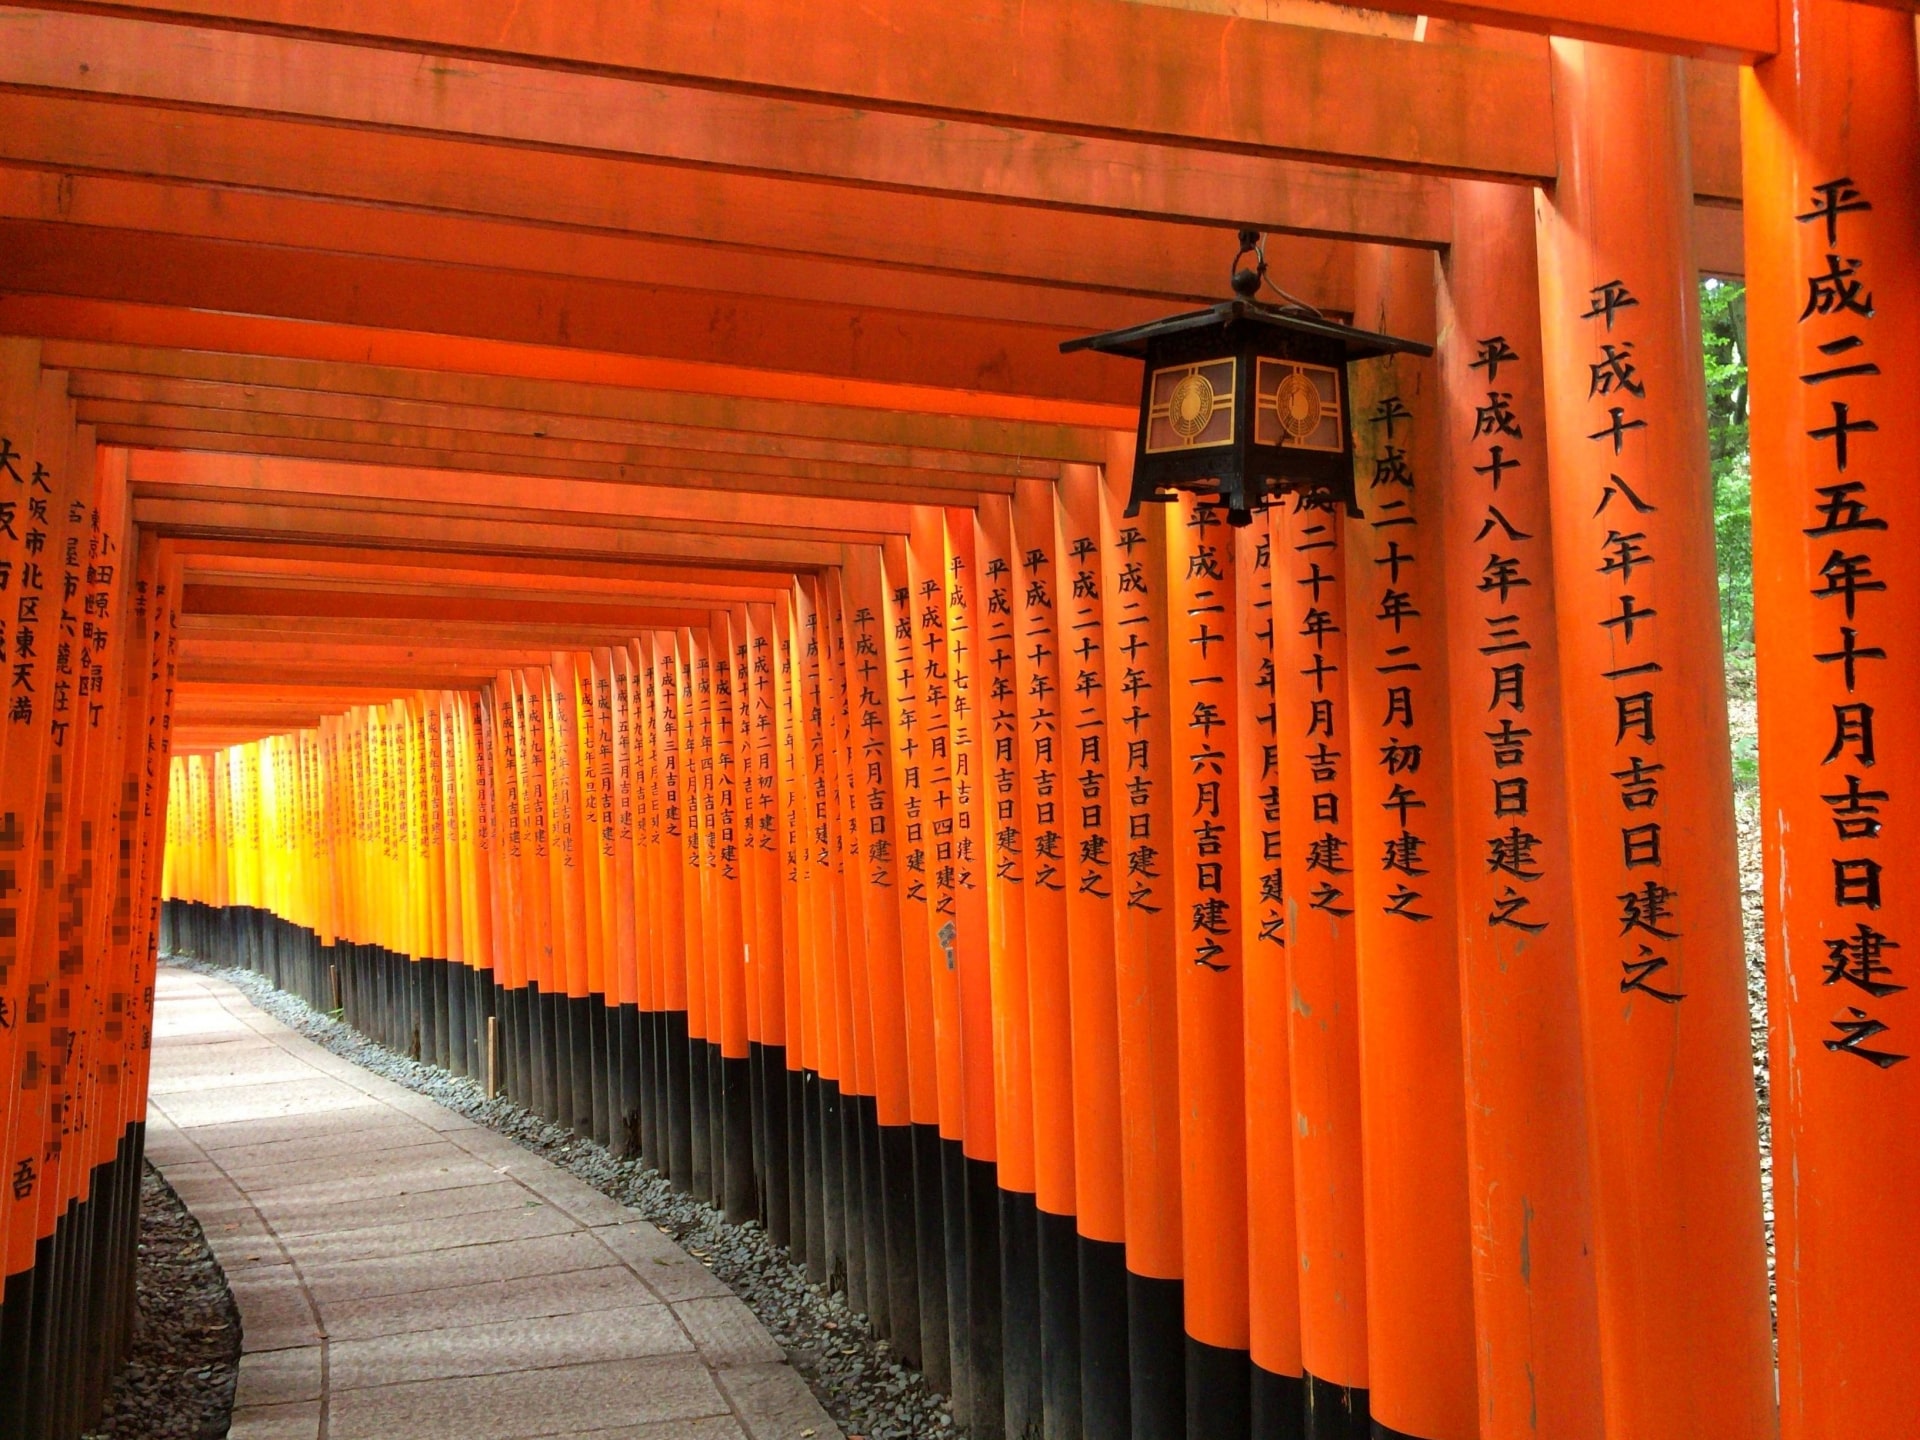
[161,954,955,1440]
[81,1162,240,1440]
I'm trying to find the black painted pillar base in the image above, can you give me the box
[587,992,611,1146]
[1127,1272,1187,1440]
[965,1154,1006,1440]
[1037,1207,1083,1439]
[665,1011,694,1194]
[1252,1362,1307,1440]
[999,1188,1043,1440]
[940,1136,973,1427]
[1188,1335,1252,1440]
[1303,1371,1371,1440]
[878,1120,921,1369]
[910,1123,950,1394]
[721,1053,756,1225]
[1078,1234,1130,1440]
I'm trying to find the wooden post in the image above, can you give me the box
[487,1015,499,1100]
[1437,178,1605,1440]
[1535,38,1773,1439]
[1743,3,1920,1432]
[1343,242,1478,1440]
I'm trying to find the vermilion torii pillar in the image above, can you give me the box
[1743,2,1920,1432]
[1436,179,1604,1440]
[1535,39,1772,1440]
[1343,244,1477,1440]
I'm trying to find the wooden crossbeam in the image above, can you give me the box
[0,7,1458,246]
[12,0,1559,177]
[127,450,920,537]
[50,343,1118,463]
[1,296,1140,430]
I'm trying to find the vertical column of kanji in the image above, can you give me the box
[978,494,1039,1440]
[1344,245,1480,1440]
[795,581,846,1290]
[447,698,478,1082]
[566,658,609,1143]
[650,634,698,1192]
[1097,447,1186,1440]
[589,655,622,1141]
[1436,179,1605,1440]
[948,506,1006,1440]
[681,630,718,1201]
[33,410,103,1437]
[0,343,44,1390]
[1011,476,1083,1439]
[520,673,561,1122]
[72,452,138,1386]
[619,645,657,1159]
[744,605,788,1240]
[711,612,755,1223]
[1271,484,1369,1433]
[1163,493,1251,1440]
[1,376,86,1418]
[1098,445,1182,1436]
[558,656,599,1135]
[728,612,768,1212]
[127,543,180,1210]
[600,650,638,1158]
[844,549,922,1364]
[1055,465,1130,1437]
[424,694,452,1066]
[1744,7,1920,1430]
[494,677,530,1109]
[822,572,879,1323]
[467,694,496,1083]
[770,595,812,1270]
[880,533,950,1392]
[1234,500,1300,1433]
[907,505,972,1423]
[1536,40,1773,1436]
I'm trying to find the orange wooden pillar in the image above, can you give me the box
[821,571,879,1323]
[1011,477,1084,1437]
[977,493,1040,1439]
[1098,444,1186,1440]
[1536,38,1773,1438]
[1163,493,1251,1440]
[879,531,953,1394]
[1234,503,1302,1437]
[1055,464,1131,1438]
[843,550,923,1363]
[743,602,791,1244]
[906,504,975,1422]
[947,506,1006,1440]
[709,613,755,1223]
[1743,5,1920,1431]
[1343,244,1478,1440]
[1271,484,1369,1435]
[1435,178,1605,1440]
[0,344,46,1388]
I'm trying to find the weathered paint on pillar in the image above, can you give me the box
[1535,38,1774,1439]
[1344,243,1478,1440]
[1744,3,1920,1432]
[1436,177,1605,1440]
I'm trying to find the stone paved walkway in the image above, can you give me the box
[145,967,844,1440]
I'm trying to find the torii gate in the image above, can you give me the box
[0,1,1916,1438]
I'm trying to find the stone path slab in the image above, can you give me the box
[145,967,844,1440]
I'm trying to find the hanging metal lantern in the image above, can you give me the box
[1061,230,1431,525]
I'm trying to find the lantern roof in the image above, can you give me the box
[1060,297,1432,362]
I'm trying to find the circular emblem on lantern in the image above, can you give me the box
[1274,370,1323,440]
[1167,372,1216,440]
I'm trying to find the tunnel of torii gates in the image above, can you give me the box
[0,0,1915,1436]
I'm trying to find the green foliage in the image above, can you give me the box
[1701,278,1753,666]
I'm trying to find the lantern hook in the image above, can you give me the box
[1230,228,1325,318]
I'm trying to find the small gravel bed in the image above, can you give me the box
[161,955,955,1440]
[82,1162,241,1440]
